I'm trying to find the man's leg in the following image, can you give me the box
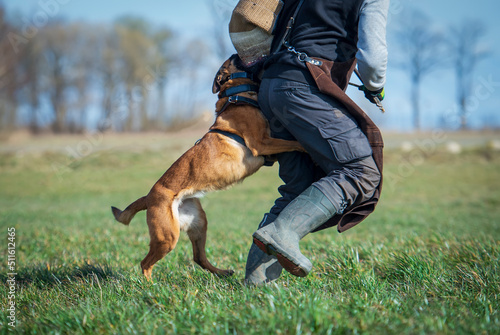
[244,79,319,285]
[244,213,282,285]
[253,78,381,277]
[259,79,320,216]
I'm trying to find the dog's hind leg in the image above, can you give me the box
[111,196,147,225]
[140,198,180,281]
[183,198,234,276]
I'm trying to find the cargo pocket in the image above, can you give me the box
[318,122,372,164]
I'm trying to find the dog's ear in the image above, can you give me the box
[212,67,223,94]
[212,56,239,94]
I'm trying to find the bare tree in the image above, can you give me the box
[96,26,121,131]
[17,37,43,132]
[151,27,173,129]
[69,23,99,133]
[32,22,96,133]
[394,9,445,131]
[0,7,23,131]
[38,22,75,133]
[115,17,157,131]
[448,20,488,130]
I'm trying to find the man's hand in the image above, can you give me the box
[359,85,385,104]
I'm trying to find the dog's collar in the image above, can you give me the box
[227,71,256,81]
[219,71,258,87]
[229,72,256,82]
[220,84,259,98]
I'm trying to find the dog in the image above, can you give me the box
[111,55,305,281]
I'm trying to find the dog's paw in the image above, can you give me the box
[296,144,307,153]
[217,269,235,277]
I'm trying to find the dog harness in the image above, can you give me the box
[206,71,274,165]
[198,71,260,148]
[218,72,260,113]
[216,71,261,116]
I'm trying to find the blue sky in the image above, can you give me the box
[3,0,500,130]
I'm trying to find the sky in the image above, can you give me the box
[3,0,500,131]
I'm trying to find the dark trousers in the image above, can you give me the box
[258,77,381,229]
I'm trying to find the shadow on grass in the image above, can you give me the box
[1,261,123,289]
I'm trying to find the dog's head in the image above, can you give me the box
[212,54,263,94]
[212,54,240,94]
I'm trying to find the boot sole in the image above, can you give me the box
[253,235,309,277]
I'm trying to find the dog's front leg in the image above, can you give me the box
[246,137,306,157]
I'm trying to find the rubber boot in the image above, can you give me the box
[252,186,339,277]
[244,243,283,286]
[245,214,282,286]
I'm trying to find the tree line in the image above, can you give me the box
[0,6,217,133]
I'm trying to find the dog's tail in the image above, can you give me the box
[111,196,147,225]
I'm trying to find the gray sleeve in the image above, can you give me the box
[356,0,389,91]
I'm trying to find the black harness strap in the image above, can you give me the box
[207,71,261,153]
[218,95,260,116]
[208,129,246,147]
[207,129,274,166]
[271,0,306,55]
[228,95,260,108]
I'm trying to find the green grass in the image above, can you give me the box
[0,135,499,334]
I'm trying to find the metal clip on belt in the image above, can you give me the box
[285,43,323,66]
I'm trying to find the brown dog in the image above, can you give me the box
[111,55,304,281]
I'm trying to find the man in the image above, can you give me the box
[235,0,389,285]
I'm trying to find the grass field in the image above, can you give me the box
[0,132,499,334]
